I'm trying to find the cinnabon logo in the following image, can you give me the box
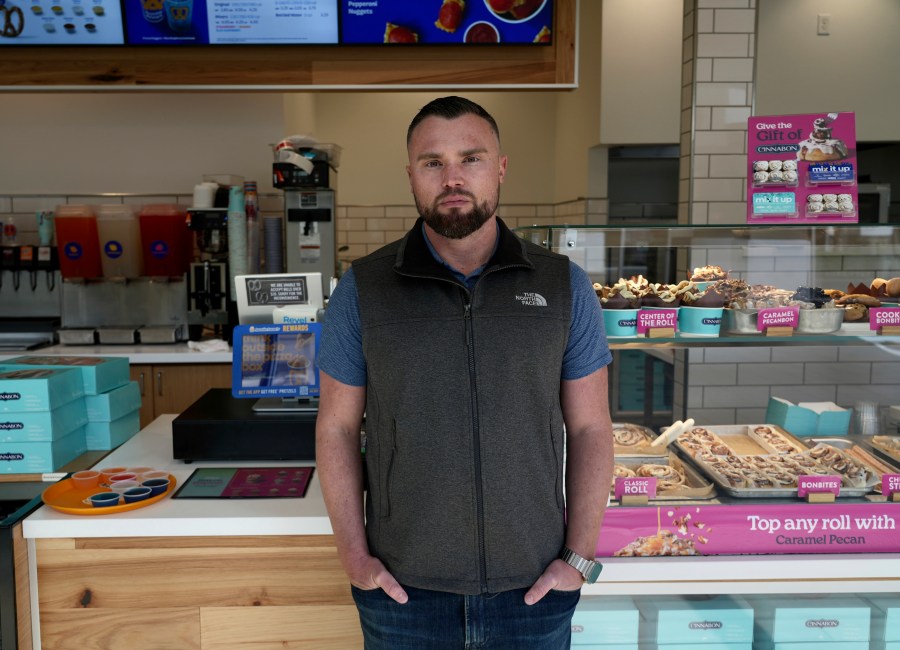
[806,619,839,628]
[571,625,584,634]
[689,621,723,630]
[0,453,25,461]
[702,317,721,325]
[0,422,24,430]
[618,318,637,327]
[0,392,22,401]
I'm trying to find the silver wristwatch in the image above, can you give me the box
[560,546,603,584]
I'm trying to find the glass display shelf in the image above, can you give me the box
[513,222,899,292]
[605,330,900,349]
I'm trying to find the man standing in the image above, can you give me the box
[316,96,613,649]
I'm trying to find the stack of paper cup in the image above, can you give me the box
[192,182,217,209]
[228,186,247,290]
[263,216,284,273]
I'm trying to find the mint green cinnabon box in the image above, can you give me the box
[0,426,87,473]
[2,355,130,395]
[571,597,639,647]
[84,381,141,421]
[0,367,84,412]
[751,595,870,646]
[85,410,140,450]
[866,594,900,650]
[637,595,753,648]
[0,398,88,442]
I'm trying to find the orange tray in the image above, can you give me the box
[42,474,178,516]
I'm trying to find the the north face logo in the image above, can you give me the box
[516,292,548,307]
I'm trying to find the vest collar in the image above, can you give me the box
[394,216,535,282]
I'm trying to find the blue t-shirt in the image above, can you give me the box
[318,258,612,387]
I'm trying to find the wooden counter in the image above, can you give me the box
[23,415,359,650]
[21,416,900,648]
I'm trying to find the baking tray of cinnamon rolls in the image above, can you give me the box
[611,452,717,502]
[612,422,669,460]
[867,435,900,467]
[674,424,887,498]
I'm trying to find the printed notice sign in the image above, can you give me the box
[870,307,900,330]
[637,308,678,334]
[758,306,799,332]
[797,475,842,499]
[615,477,657,501]
[747,112,858,224]
[231,323,321,399]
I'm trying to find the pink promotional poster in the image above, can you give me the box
[747,111,858,224]
[597,502,898,557]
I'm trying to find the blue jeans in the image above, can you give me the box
[351,584,580,649]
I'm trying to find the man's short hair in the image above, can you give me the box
[407,96,500,146]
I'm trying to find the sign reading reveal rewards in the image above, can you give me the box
[231,324,322,399]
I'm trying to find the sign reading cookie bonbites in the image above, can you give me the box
[747,112,858,225]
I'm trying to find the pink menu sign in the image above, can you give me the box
[747,112,858,224]
[597,502,898,557]
[870,307,900,330]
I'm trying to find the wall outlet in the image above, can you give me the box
[817,13,831,35]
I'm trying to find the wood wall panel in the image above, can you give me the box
[0,0,575,89]
[202,606,361,650]
[13,523,34,650]
[39,608,201,650]
[33,536,358,650]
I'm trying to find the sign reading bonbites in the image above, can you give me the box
[597,503,898,557]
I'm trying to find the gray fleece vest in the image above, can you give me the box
[353,217,572,595]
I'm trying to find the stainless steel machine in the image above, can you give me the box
[59,277,189,345]
[284,189,336,299]
[0,245,61,351]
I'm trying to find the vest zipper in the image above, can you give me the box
[463,296,488,593]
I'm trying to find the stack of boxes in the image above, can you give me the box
[0,356,139,474]
[751,595,872,650]
[636,595,755,650]
[571,597,640,649]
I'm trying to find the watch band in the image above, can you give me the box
[560,546,603,584]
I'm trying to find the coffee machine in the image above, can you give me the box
[273,141,340,299]
[284,189,335,299]
[185,207,233,341]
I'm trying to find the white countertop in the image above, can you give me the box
[22,414,332,539]
[0,343,232,364]
[21,416,900,593]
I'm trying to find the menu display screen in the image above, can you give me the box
[343,0,553,45]
[0,1,126,45]
[124,0,339,45]
[0,0,552,45]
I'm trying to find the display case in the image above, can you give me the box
[516,223,900,424]
[516,224,900,637]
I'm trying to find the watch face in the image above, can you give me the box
[585,562,603,584]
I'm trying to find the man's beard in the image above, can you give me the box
[416,188,499,240]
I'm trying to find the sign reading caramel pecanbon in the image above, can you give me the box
[747,111,858,225]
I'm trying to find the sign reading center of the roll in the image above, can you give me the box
[747,111,858,224]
